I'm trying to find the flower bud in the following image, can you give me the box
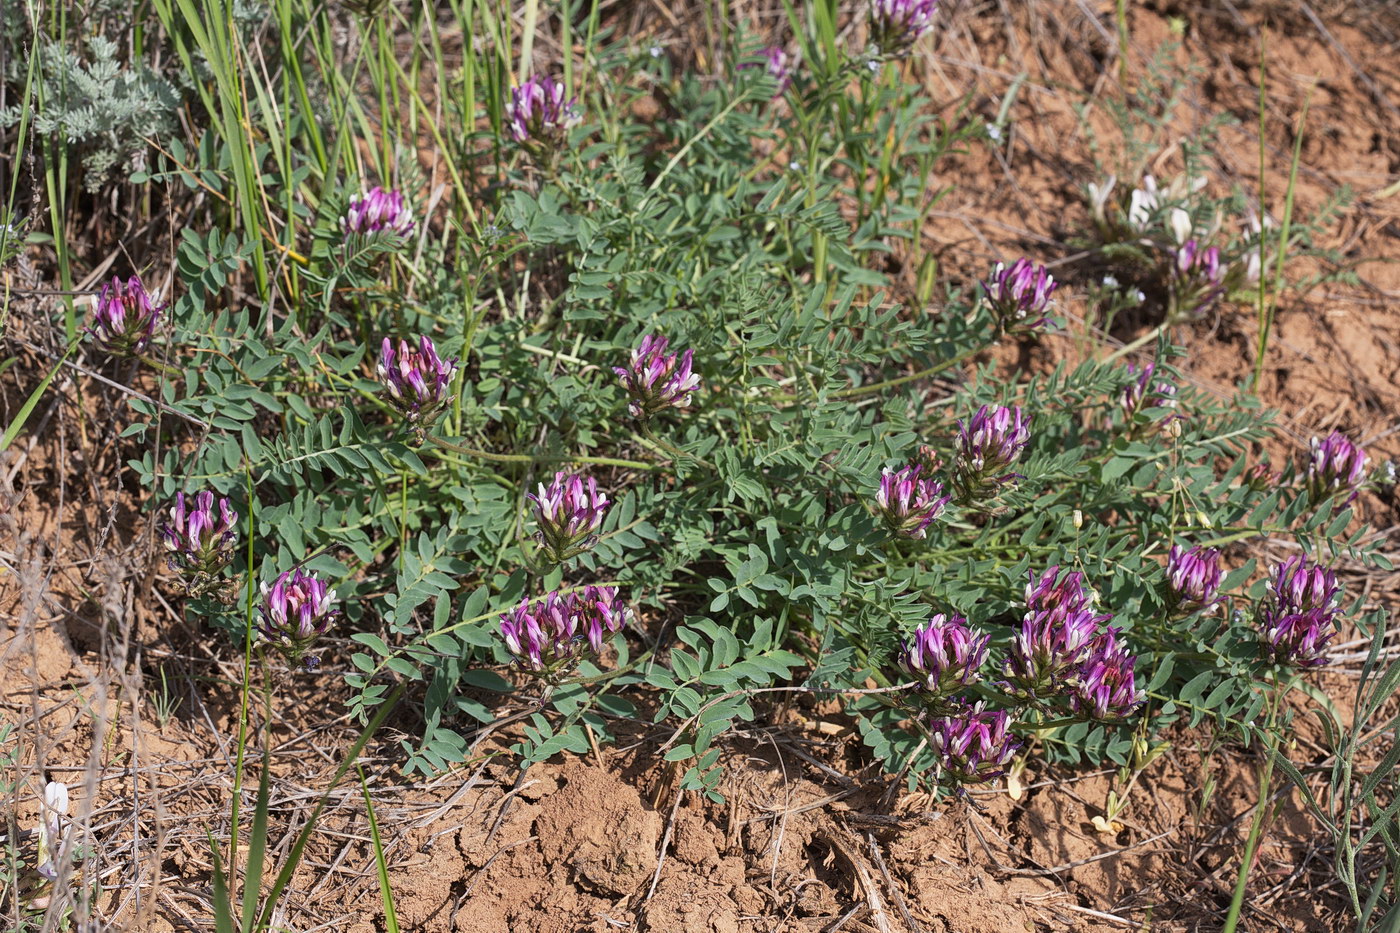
[1171,239,1224,319]
[90,275,163,355]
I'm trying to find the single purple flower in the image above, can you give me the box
[162,491,238,584]
[1120,362,1178,421]
[258,568,338,663]
[874,463,950,539]
[90,274,163,355]
[1171,239,1224,318]
[377,335,460,431]
[341,186,414,240]
[1307,431,1369,504]
[1166,544,1223,613]
[613,335,700,419]
[1259,556,1341,667]
[953,405,1031,503]
[897,613,989,695]
[981,258,1057,333]
[529,471,610,563]
[1069,627,1145,720]
[927,700,1020,785]
[870,0,939,54]
[505,75,581,150]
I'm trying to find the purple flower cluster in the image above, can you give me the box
[1171,239,1224,318]
[505,75,581,150]
[981,258,1057,333]
[875,463,950,539]
[1306,430,1369,504]
[897,613,989,695]
[927,700,1020,785]
[162,491,238,580]
[341,186,414,240]
[952,404,1030,504]
[1120,361,1178,421]
[1006,566,1105,689]
[1166,544,1223,613]
[870,0,938,54]
[499,586,627,672]
[614,335,700,419]
[1069,628,1146,720]
[1007,566,1144,719]
[377,335,460,430]
[1260,556,1340,667]
[90,274,163,355]
[259,568,338,665]
[529,471,610,563]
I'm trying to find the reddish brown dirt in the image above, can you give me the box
[5,2,1400,932]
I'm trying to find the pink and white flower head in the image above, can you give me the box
[1006,566,1109,693]
[259,568,338,665]
[505,75,581,149]
[499,587,627,675]
[1306,430,1369,504]
[952,404,1030,503]
[927,700,1020,786]
[341,186,414,240]
[162,491,238,582]
[1069,627,1145,720]
[1259,556,1341,667]
[528,471,610,563]
[874,463,950,539]
[897,613,989,695]
[870,0,938,54]
[613,335,700,419]
[90,274,164,355]
[377,335,460,430]
[35,780,69,882]
[981,258,1056,333]
[1166,544,1223,613]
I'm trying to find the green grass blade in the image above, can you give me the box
[209,832,238,933]
[239,741,273,933]
[358,765,400,933]
[0,338,79,454]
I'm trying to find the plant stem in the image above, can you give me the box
[1222,682,1286,932]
